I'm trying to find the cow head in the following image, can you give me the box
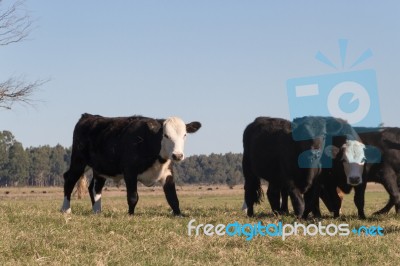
[324,139,366,186]
[291,117,329,192]
[159,117,201,162]
[292,117,333,168]
[291,116,345,192]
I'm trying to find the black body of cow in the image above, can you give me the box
[319,127,400,218]
[63,113,200,215]
[257,117,362,219]
[303,135,357,218]
[242,116,339,218]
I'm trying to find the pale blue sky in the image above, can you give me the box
[0,1,399,155]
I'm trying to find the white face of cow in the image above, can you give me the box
[341,140,366,186]
[160,117,201,162]
[325,140,366,186]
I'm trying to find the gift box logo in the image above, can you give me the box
[286,39,381,167]
[287,39,381,127]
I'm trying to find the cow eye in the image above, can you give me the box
[164,134,170,139]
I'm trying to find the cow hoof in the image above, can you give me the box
[171,210,183,216]
[246,208,254,217]
[61,208,71,214]
[372,211,387,216]
[359,215,367,220]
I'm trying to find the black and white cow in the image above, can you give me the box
[61,113,201,215]
[242,116,366,218]
[301,133,368,218]
[276,120,367,219]
[318,127,400,218]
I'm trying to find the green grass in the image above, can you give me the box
[1,186,400,265]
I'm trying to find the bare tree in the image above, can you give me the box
[0,77,44,109]
[0,0,43,109]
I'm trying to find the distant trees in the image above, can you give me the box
[7,140,29,186]
[0,130,245,187]
[0,131,69,186]
[173,153,243,186]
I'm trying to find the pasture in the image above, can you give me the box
[1,185,400,265]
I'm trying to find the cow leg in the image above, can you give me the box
[288,186,304,218]
[61,156,86,213]
[267,183,281,215]
[379,167,400,214]
[243,159,261,217]
[303,184,321,219]
[354,182,367,219]
[320,185,342,218]
[373,199,394,215]
[314,195,322,217]
[124,173,139,215]
[244,184,255,217]
[163,175,181,215]
[88,177,95,205]
[280,188,289,215]
[91,175,106,213]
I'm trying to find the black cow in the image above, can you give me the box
[61,113,201,215]
[242,116,347,218]
[271,119,367,219]
[301,133,368,218]
[319,127,400,218]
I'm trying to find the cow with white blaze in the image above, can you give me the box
[301,134,368,218]
[317,127,400,219]
[61,113,201,216]
[242,116,366,219]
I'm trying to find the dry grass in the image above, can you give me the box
[0,184,399,265]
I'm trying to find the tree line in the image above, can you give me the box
[0,130,244,187]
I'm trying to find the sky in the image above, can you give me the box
[0,1,399,155]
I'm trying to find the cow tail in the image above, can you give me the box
[74,175,88,199]
[242,151,263,204]
[255,178,264,204]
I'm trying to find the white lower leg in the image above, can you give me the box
[61,196,71,213]
[93,194,102,213]
[241,201,248,212]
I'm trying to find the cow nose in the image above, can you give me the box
[172,153,184,161]
[348,176,361,186]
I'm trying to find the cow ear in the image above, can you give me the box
[146,120,161,133]
[324,145,340,159]
[364,145,382,163]
[186,121,201,133]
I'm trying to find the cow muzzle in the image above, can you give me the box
[172,153,184,162]
[347,176,362,186]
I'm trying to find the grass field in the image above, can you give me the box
[1,184,400,265]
